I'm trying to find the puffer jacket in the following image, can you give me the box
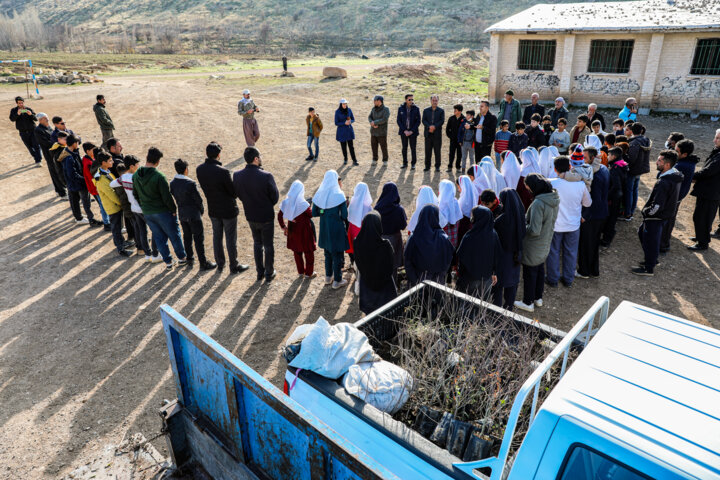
[521,190,560,266]
[627,135,652,176]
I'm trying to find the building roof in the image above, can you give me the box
[485,0,720,34]
[539,301,720,478]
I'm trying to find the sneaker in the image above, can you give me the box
[144,255,152,262]
[687,243,708,251]
[400,164,408,169]
[631,266,654,276]
[200,261,218,271]
[352,161,359,166]
[166,261,175,270]
[622,215,633,222]
[324,276,333,285]
[34,162,42,168]
[305,155,314,161]
[305,272,318,279]
[534,299,544,308]
[177,258,188,266]
[265,270,277,282]
[514,300,535,313]
[411,165,416,170]
[118,249,133,257]
[575,271,589,279]
[122,240,136,250]
[89,219,103,226]
[75,217,90,224]
[150,255,163,263]
[332,279,348,290]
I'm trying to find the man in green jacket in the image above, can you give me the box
[133,147,188,269]
[498,90,522,132]
[368,95,390,162]
[93,95,114,148]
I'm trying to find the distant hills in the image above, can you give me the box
[0,0,629,53]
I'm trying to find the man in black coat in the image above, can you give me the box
[474,101,497,160]
[445,104,463,172]
[421,95,445,172]
[170,158,216,271]
[9,96,42,165]
[196,142,249,274]
[688,129,720,251]
[397,94,421,169]
[233,146,280,282]
[633,150,683,276]
[522,93,545,125]
[34,112,66,197]
[587,103,606,131]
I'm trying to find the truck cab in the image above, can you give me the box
[507,301,720,480]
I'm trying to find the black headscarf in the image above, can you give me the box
[524,173,553,197]
[354,211,395,291]
[457,206,498,281]
[495,188,526,260]
[404,204,454,277]
[374,182,407,235]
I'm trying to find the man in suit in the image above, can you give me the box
[421,94,445,172]
[397,94,421,169]
[474,101,498,160]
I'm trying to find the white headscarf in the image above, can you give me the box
[501,151,521,191]
[437,180,463,228]
[538,147,556,179]
[520,148,542,177]
[457,175,478,218]
[347,182,373,228]
[312,170,346,209]
[479,156,507,192]
[471,164,492,193]
[280,180,310,222]
[584,134,602,150]
[548,145,559,158]
[408,186,445,232]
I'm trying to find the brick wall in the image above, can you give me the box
[490,30,720,113]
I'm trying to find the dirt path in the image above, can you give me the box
[0,69,718,478]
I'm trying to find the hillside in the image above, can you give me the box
[0,0,629,53]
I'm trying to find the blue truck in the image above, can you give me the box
[160,281,720,479]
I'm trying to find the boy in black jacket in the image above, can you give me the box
[508,122,529,157]
[633,150,683,276]
[601,147,629,247]
[170,159,216,270]
[525,114,546,149]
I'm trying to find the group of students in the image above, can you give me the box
[9,91,720,316]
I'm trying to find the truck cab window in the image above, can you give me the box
[558,445,652,480]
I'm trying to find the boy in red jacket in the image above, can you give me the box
[82,142,110,230]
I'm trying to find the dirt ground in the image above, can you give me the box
[1,63,719,479]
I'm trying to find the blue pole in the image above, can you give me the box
[27,59,40,96]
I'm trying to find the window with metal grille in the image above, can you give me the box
[588,40,634,74]
[690,38,720,75]
[517,40,556,70]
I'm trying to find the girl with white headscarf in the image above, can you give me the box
[520,148,542,178]
[346,182,373,262]
[456,175,479,245]
[479,156,507,192]
[584,134,608,166]
[438,179,464,248]
[312,170,350,289]
[538,147,556,179]
[470,164,492,194]
[501,151,521,191]
[279,180,317,278]
[408,185,446,233]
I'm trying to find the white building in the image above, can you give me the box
[485,0,720,113]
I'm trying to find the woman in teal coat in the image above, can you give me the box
[312,170,350,289]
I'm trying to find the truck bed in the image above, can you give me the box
[285,282,582,478]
